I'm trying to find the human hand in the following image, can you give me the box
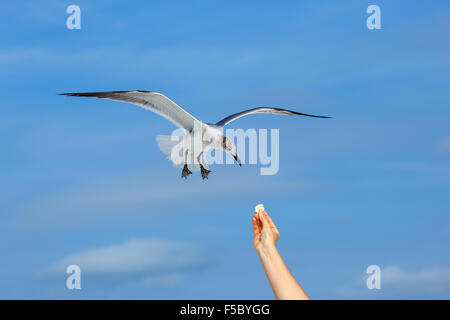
[251,208,309,300]
[252,210,280,254]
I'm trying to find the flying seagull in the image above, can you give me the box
[60,90,330,179]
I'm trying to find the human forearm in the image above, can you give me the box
[257,244,309,300]
[252,209,309,300]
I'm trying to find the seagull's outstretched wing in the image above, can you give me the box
[60,90,199,132]
[215,107,331,127]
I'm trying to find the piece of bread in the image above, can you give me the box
[255,204,265,213]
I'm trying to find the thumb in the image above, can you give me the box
[259,211,270,230]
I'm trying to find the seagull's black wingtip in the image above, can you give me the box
[312,115,332,119]
[308,114,333,119]
[289,110,333,119]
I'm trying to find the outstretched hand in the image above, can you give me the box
[251,207,310,300]
[252,210,280,253]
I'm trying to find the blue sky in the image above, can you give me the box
[1,0,450,299]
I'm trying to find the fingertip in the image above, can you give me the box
[259,212,268,226]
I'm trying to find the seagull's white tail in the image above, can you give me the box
[156,135,184,168]
[155,134,205,171]
[156,135,179,157]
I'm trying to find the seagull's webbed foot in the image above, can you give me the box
[181,164,192,179]
[200,165,211,180]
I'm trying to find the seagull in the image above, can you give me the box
[60,90,330,179]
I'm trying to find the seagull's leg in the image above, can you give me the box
[197,151,211,180]
[181,149,192,179]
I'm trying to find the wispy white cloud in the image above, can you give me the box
[14,169,309,227]
[139,273,186,288]
[43,237,213,287]
[0,0,63,23]
[382,265,450,294]
[3,31,448,88]
[338,265,450,298]
[437,137,450,155]
[0,45,300,79]
[359,161,450,174]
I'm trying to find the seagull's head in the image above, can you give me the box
[223,136,241,166]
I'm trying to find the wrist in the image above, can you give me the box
[256,242,278,259]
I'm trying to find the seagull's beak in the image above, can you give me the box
[234,154,242,166]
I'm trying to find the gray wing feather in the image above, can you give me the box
[215,107,331,127]
[60,90,199,132]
